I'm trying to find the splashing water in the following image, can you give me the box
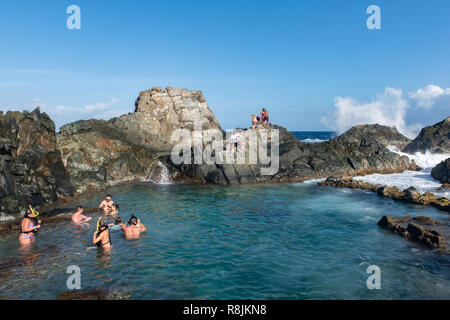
[387,146,449,169]
[355,146,450,197]
[147,161,172,185]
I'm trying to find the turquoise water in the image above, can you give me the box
[0,182,449,299]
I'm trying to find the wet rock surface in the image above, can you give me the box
[319,176,450,212]
[403,116,450,154]
[378,215,448,250]
[0,108,74,217]
[431,158,450,184]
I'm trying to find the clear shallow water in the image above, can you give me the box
[0,182,449,300]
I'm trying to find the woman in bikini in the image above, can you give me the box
[19,209,41,246]
[93,220,112,249]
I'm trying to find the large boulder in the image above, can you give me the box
[108,87,222,152]
[57,119,178,193]
[431,158,450,184]
[0,108,74,217]
[403,117,450,154]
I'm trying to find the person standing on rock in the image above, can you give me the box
[19,208,41,246]
[71,205,92,225]
[98,195,115,216]
[261,108,269,128]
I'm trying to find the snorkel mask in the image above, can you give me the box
[28,205,39,217]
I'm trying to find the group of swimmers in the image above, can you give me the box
[252,108,269,129]
[19,194,146,250]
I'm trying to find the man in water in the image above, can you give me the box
[98,194,116,216]
[71,205,92,224]
[19,208,41,246]
[121,215,146,239]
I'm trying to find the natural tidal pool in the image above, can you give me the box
[0,182,449,299]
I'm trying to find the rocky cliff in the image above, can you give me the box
[169,124,418,184]
[0,108,74,218]
[403,117,450,154]
[108,87,222,152]
[57,119,185,193]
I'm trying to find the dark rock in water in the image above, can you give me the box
[171,123,418,185]
[431,158,450,184]
[56,288,131,300]
[0,108,74,217]
[403,117,450,154]
[378,215,447,250]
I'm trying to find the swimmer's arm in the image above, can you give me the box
[81,215,91,221]
[140,224,146,232]
[93,232,102,244]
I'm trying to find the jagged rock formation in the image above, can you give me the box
[319,177,450,212]
[378,216,447,250]
[431,158,450,184]
[0,108,74,217]
[403,117,450,154]
[108,87,222,152]
[57,119,177,193]
[170,124,418,184]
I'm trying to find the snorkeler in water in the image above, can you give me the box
[121,215,146,239]
[19,207,41,246]
[93,218,112,249]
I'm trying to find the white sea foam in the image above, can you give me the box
[297,178,326,185]
[386,146,449,169]
[355,146,449,197]
[301,138,327,143]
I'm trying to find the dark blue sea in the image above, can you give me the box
[291,131,336,143]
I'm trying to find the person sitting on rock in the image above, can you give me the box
[19,208,41,246]
[98,195,115,216]
[121,215,146,239]
[252,114,258,129]
[71,205,92,224]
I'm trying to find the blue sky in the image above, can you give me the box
[0,0,449,135]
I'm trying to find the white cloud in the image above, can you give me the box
[408,84,450,109]
[321,87,423,139]
[50,97,120,115]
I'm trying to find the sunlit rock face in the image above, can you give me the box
[108,87,223,153]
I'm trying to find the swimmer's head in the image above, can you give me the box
[128,215,138,226]
[114,217,122,225]
[98,220,108,230]
[76,205,83,212]
[106,194,112,201]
